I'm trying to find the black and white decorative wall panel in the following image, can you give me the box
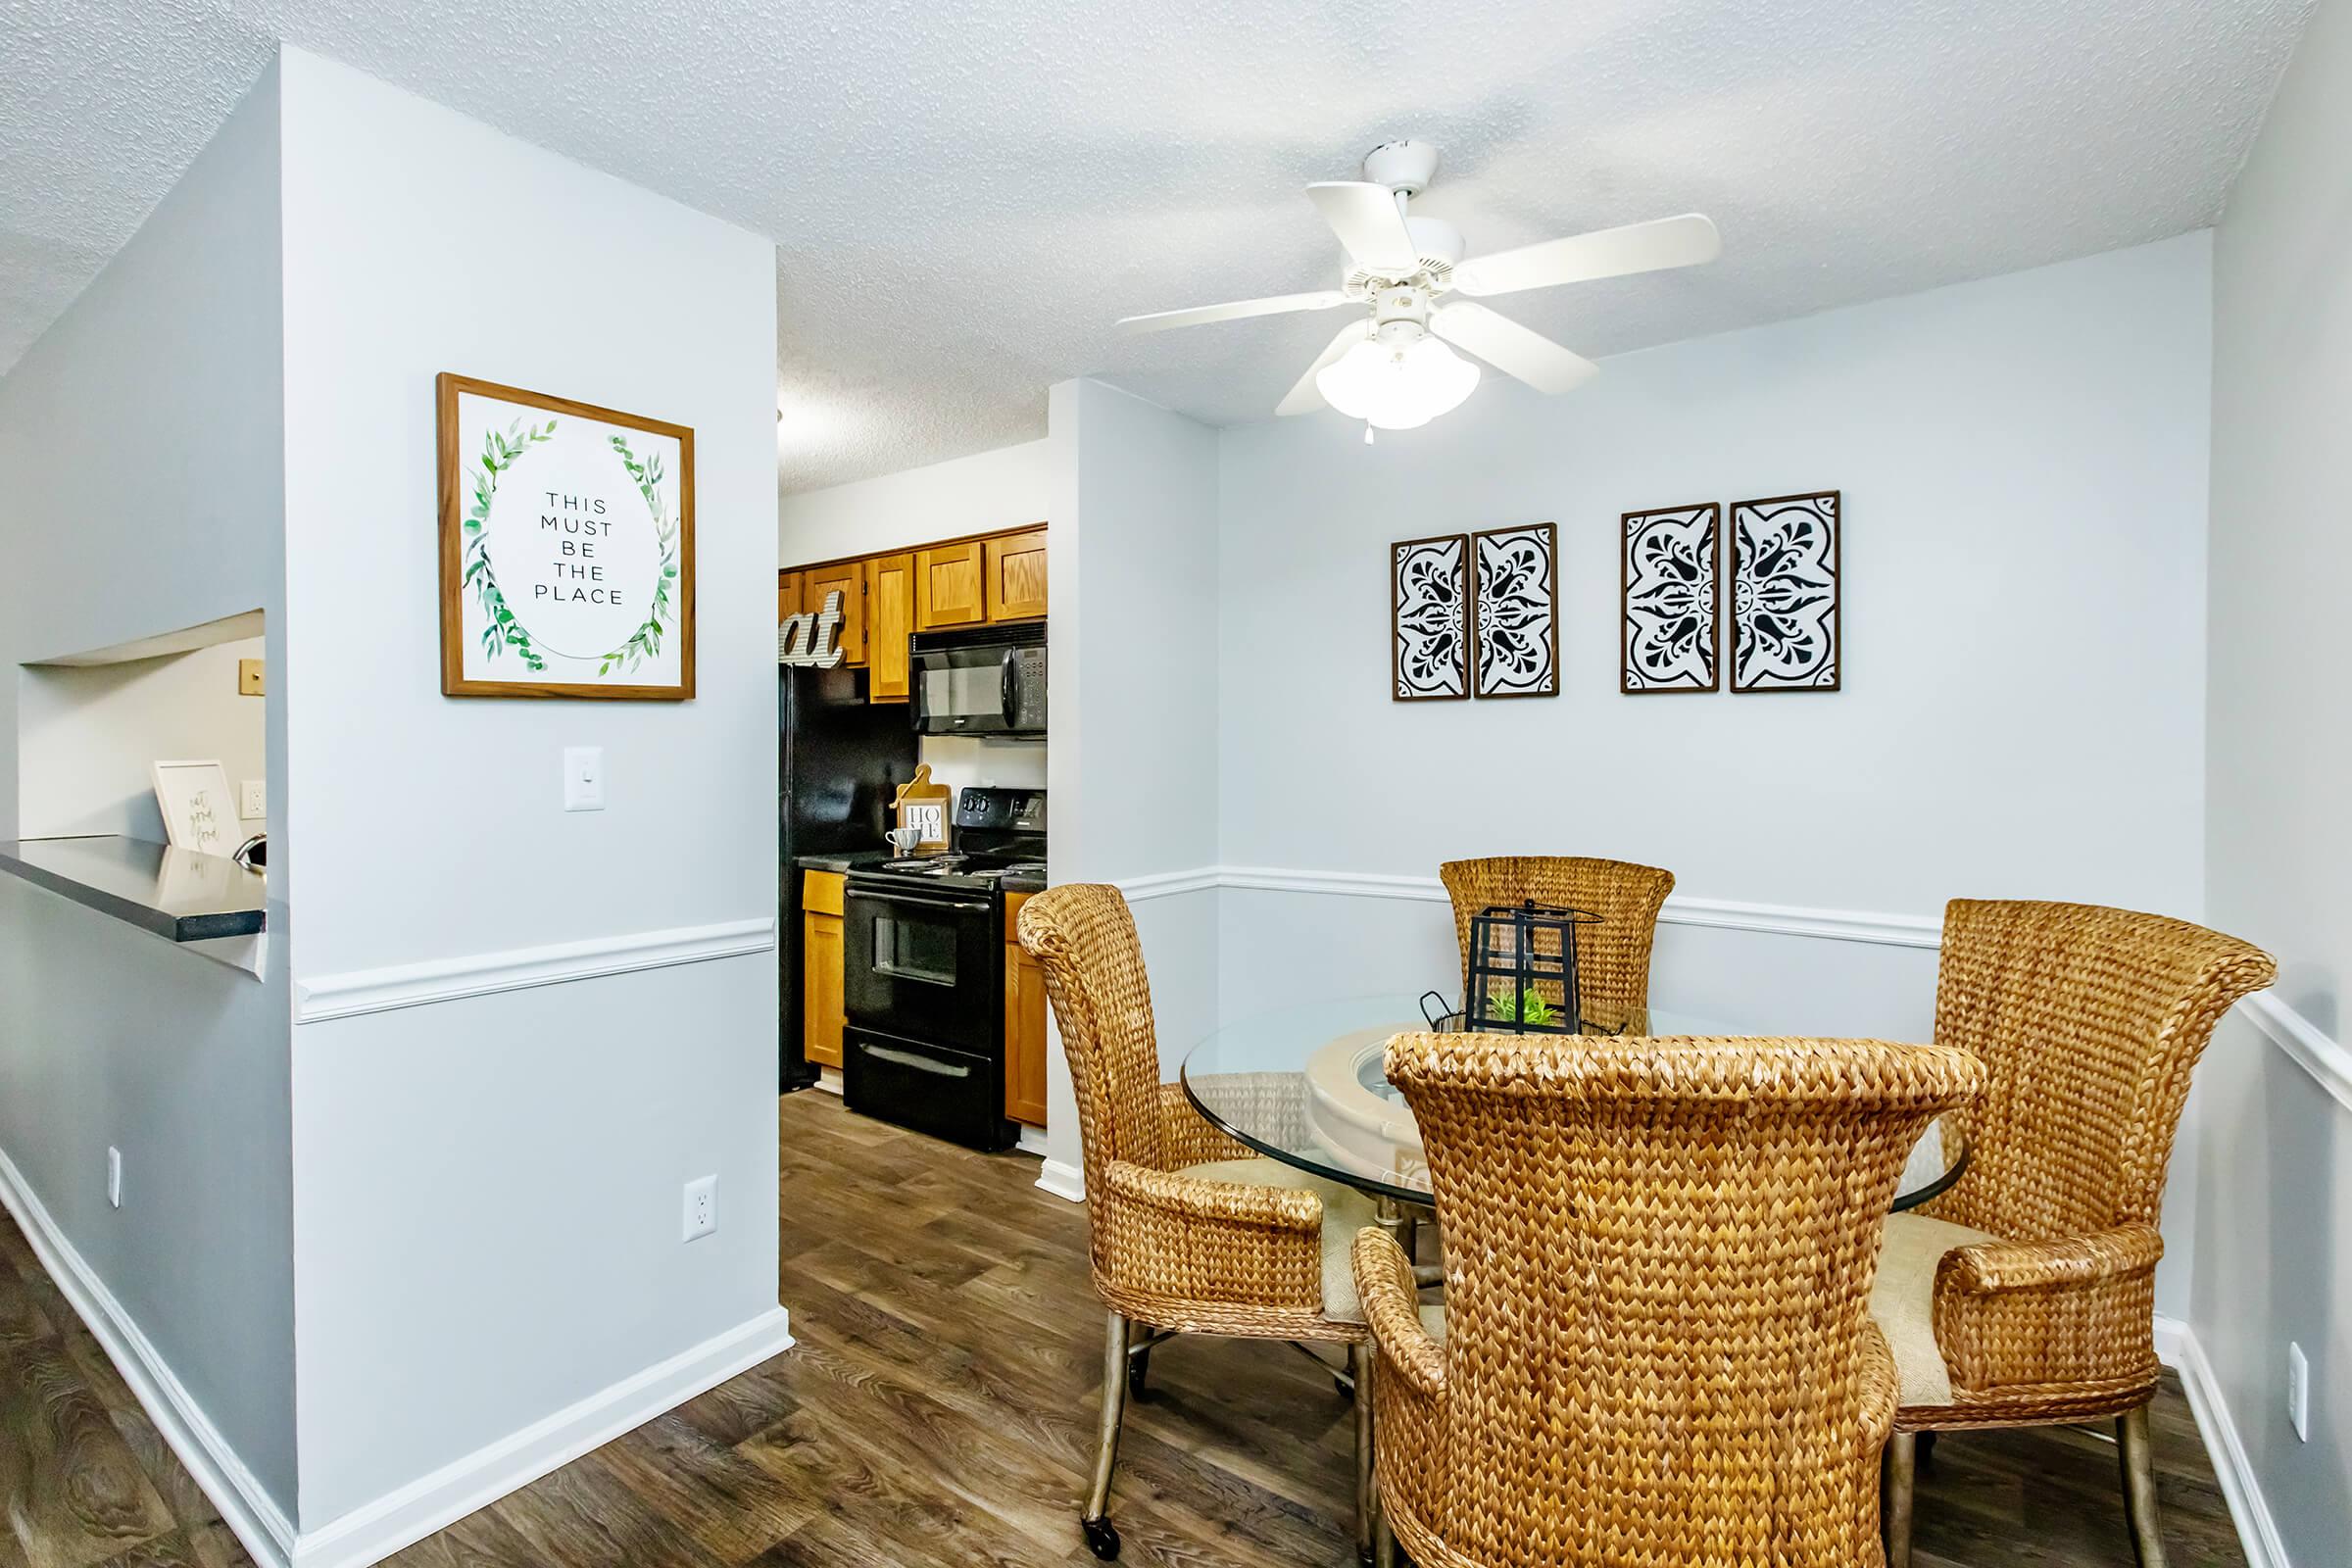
[1472,522,1558,699]
[1731,491,1840,692]
[1621,503,1720,694]
[1391,533,1471,701]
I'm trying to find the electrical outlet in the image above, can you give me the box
[106,1147,122,1208]
[239,779,266,820]
[682,1175,717,1242]
[563,747,606,811]
[2287,1343,2310,1442]
[236,658,265,697]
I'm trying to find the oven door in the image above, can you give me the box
[842,879,1001,1053]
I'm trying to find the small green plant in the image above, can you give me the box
[1487,986,1557,1026]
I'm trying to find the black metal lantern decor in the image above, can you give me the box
[1465,902,1602,1035]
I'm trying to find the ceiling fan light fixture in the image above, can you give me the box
[1314,333,1479,430]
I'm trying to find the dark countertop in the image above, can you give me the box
[795,850,893,874]
[0,835,269,943]
[999,873,1047,895]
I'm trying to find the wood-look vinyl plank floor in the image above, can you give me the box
[0,1090,2246,1568]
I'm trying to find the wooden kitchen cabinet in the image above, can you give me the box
[806,561,866,665]
[1003,890,1049,1126]
[985,528,1049,622]
[914,540,988,630]
[864,552,913,703]
[783,523,1045,705]
[802,870,846,1070]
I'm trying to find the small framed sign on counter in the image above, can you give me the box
[437,373,696,700]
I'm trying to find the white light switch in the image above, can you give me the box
[239,780,267,820]
[563,747,606,811]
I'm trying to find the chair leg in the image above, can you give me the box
[1351,1340,1376,1566]
[1374,1518,1397,1568]
[2119,1404,2169,1568]
[1081,1310,1130,1560]
[1882,1431,1916,1568]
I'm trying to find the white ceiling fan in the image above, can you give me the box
[1118,140,1721,434]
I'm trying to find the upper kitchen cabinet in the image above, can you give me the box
[865,553,913,703]
[914,540,987,630]
[777,569,803,623]
[985,528,1048,622]
[807,560,866,665]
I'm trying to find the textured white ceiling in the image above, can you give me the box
[0,0,2313,492]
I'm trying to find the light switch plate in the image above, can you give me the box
[563,747,606,811]
[237,659,265,697]
[239,780,266,820]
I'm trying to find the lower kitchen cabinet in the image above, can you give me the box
[1003,891,1049,1126]
[802,870,845,1069]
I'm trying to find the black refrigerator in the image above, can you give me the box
[780,662,919,1090]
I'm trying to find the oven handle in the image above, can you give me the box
[849,885,994,916]
[859,1042,973,1080]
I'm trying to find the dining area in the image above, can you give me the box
[1014,856,2276,1568]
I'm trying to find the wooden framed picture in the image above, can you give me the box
[437,373,696,700]
[1621,503,1721,694]
[1472,522,1558,698]
[1730,490,1839,693]
[1391,533,1471,701]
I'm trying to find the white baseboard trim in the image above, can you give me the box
[294,917,776,1023]
[2152,1311,2186,1368]
[0,1144,299,1568]
[1015,1123,1050,1155]
[2241,992,2352,1116]
[2171,1317,2290,1568]
[1036,1157,1086,1203]
[292,1306,796,1568]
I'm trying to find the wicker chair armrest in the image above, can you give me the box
[1930,1224,2166,1403]
[1937,1224,2165,1294]
[1094,1159,1326,1313]
[1858,1323,1897,1450]
[1351,1229,1445,1399]
[1156,1081,1252,1166]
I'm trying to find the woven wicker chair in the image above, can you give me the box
[1354,1030,1983,1568]
[1874,900,2275,1568]
[1017,884,1378,1564]
[1439,857,1675,1030]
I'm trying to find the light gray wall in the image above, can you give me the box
[2198,0,2352,1554]
[272,50,781,1529]
[0,64,295,1511]
[1214,235,2216,1311]
[20,636,270,842]
[1044,378,1221,1178]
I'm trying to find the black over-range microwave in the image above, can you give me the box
[909,624,1046,737]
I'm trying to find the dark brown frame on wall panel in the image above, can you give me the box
[1728,488,1840,694]
[1390,531,1473,702]
[437,371,698,701]
[1619,502,1722,696]
[1470,521,1559,700]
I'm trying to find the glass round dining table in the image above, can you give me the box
[1180,993,1968,1212]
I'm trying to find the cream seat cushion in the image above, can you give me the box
[1178,1157,1381,1324]
[1871,1211,1998,1406]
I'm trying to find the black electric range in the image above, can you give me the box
[840,787,1045,1150]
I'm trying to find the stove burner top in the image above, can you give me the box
[866,854,1045,886]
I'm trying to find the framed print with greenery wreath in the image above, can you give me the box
[437,372,696,700]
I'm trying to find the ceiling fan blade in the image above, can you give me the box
[1430,302,1599,395]
[1117,289,1349,334]
[1276,319,1372,416]
[1306,181,1421,273]
[1453,213,1721,297]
